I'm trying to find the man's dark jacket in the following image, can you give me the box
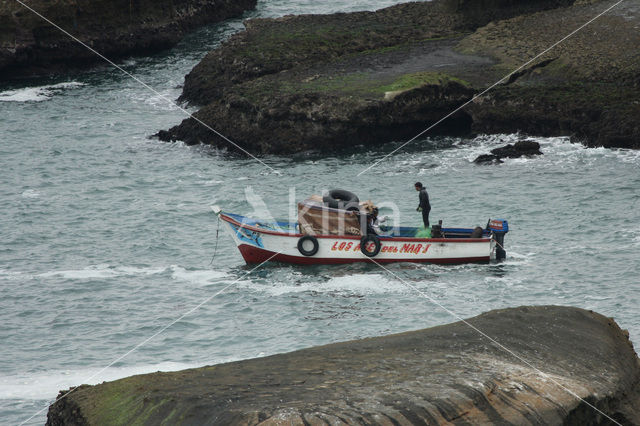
[419,188,431,211]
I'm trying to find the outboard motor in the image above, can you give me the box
[431,220,443,238]
[488,219,509,260]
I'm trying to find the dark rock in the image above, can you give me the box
[46,306,640,425]
[160,79,477,154]
[460,0,640,150]
[178,0,574,106]
[474,140,543,163]
[0,0,257,78]
[158,0,640,154]
[474,154,503,164]
[491,140,543,157]
[512,140,543,153]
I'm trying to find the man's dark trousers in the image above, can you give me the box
[422,208,430,228]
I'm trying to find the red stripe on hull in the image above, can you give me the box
[237,244,490,265]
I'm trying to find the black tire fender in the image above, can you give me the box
[323,189,360,210]
[297,235,319,256]
[360,234,381,257]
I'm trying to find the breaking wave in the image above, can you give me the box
[0,82,85,102]
[0,362,198,401]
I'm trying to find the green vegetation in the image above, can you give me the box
[76,377,158,425]
[238,70,472,103]
[377,72,470,93]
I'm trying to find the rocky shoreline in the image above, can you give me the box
[0,0,257,78]
[157,0,639,154]
[46,306,640,425]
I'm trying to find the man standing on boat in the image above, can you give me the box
[415,182,431,228]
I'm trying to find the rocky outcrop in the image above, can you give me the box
[157,76,477,154]
[158,0,640,154]
[0,0,257,77]
[46,306,640,425]
[474,140,543,163]
[459,0,640,149]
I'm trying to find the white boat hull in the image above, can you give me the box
[218,212,496,265]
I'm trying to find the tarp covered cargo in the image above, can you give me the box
[298,199,363,236]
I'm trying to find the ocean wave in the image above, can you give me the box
[425,134,640,169]
[533,137,640,166]
[0,362,198,401]
[0,82,85,103]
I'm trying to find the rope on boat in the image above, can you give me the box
[209,214,221,266]
[492,235,506,251]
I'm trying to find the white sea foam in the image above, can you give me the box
[492,250,535,267]
[459,133,524,163]
[169,265,228,286]
[0,82,85,102]
[37,265,167,280]
[239,273,406,296]
[116,266,167,275]
[0,269,25,280]
[0,362,198,401]
[129,88,181,111]
[535,137,640,166]
[38,266,118,280]
[442,134,640,169]
[143,93,180,111]
[21,189,41,199]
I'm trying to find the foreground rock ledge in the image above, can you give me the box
[47,306,640,425]
[159,0,640,153]
[0,0,257,77]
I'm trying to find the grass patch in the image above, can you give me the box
[377,72,470,93]
[240,70,473,102]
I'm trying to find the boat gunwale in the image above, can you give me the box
[220,213,493,244]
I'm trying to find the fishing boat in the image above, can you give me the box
[211,192,508,265]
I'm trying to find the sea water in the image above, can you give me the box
[1,1,639,423]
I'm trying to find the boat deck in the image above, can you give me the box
[222,213,490,239]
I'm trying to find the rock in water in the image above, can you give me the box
[474,153,504,164]
[491,141,543,158]
[46,306,640,425]
[474,140,543,163]
[158,0,640,153]
[0,0,257,77]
